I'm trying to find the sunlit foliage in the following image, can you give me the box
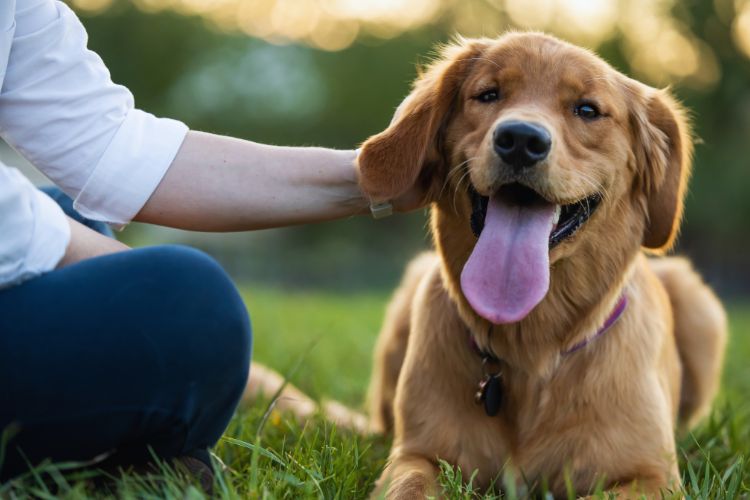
[67,0,750,89]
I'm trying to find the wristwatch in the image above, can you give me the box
[370,201,393,219]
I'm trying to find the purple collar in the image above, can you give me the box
[470,293,629,361]
[562,294,628,355]
[470,294,628,417]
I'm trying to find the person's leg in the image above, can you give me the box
[0,245,252,481]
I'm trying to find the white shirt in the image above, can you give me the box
[0,0,188,288]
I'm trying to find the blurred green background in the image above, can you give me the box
[36,0,750,295]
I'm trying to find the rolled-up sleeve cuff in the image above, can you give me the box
[73,109,188,227]
[24,188,71,280]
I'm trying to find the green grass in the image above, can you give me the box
[2,289,749,499]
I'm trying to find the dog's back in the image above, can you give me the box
[650,257,727,429]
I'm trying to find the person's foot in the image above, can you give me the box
[172,455,215,494]
[89,451,215,495]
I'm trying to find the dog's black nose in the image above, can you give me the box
[493,121,551,170]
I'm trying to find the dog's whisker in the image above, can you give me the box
[452,168,472,196]
[440,157,478,201]
[451,169,473,213]
[454,170,472,197]
[573,171,608,203]
[447,157,476,179]
[440,168,463,200]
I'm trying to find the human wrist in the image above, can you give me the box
[350,148,396,218]
[342,148,371,216]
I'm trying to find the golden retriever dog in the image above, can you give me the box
[244,32,727,499]
[356,32,727,498]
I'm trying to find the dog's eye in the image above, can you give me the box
[474,89,500,103]
[574,102,602,120]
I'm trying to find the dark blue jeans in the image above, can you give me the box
[0,189,252,481]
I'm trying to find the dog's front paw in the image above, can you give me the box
[372,455,439,500]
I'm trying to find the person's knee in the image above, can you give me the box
[143,246,253,446]
[136,245,252,381]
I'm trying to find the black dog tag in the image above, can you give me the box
[475,374,503,417]
[483,375,503,416]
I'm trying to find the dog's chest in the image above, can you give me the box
[453,378,588,490]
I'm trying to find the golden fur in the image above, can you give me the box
[245,33,727,499]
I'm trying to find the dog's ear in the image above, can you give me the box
[631,87,693,252]
[357,40,487,202]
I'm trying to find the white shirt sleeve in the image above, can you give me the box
[0,0,188,226]
[0,164,70,289]
[0,0,189,287]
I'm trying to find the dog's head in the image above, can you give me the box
[359,33,692,326]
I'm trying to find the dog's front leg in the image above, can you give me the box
[372,453,439,499]
[581,472,681,499]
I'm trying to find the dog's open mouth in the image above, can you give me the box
[462,183,601,325]
[469,183,601,247]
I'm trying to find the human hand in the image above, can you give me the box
[57,217,130,268]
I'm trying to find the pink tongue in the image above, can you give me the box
[461,196,556,324]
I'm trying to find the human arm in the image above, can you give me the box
[134,132,367,231]
[0,0,425,282]
[2,0,424,233]
[135,132,425,231]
